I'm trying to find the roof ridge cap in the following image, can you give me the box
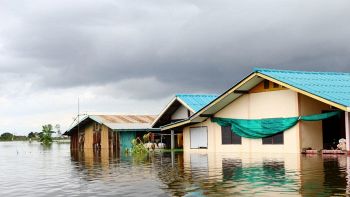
[254,67,350,75]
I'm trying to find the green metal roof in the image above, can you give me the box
[176,94,218,112]
[255,68,350,108]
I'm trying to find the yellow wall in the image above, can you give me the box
[80,122,111,150]
[183,90,300,153]
[299,94,329,150]
[101,125,109,149]
[84,123,94,149]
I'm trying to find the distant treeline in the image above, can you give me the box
[0,132,28,141]
[0,132,67,141]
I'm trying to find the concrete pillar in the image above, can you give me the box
[171,130,175,150]
[171,150,175,167]
[346,112,350,151]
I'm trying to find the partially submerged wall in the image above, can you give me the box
[183,90,300,153]
[299,94,329,150]
[84,123,94,149]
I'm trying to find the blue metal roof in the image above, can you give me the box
[176,94,218,112]
[255,68,350,107]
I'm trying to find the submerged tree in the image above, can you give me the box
[131,138,148,154]
[39,124,54,145]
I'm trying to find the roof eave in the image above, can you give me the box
[113,128,161,132]
[159,72,259,130]
[151,97,177,127]
[160,119,191,131]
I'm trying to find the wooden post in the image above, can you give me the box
[171,130,175,150]
[346,112,350,151]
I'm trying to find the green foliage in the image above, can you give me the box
[39,124,54,145]
[0,132,14,141]
[142,132,150,143]
[28,132,37,139]
[131,137,148,155]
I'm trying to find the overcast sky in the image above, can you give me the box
[0,0,349,134]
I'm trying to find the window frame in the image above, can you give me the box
[221,126,242,145]
[262,132,284,145]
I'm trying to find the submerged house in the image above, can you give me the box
[65,115,158,152]
[161,68,350,154]
[152,94,217,149]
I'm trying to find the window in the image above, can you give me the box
[190,127,208,148]
[221,126,242,144]
[262,132,284,144]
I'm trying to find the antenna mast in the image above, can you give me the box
[77,96,80,149]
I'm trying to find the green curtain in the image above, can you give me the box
[211,111,341,139]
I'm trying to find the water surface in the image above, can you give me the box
[0,142,349,196]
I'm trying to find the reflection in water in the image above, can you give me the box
[0,142,350,196]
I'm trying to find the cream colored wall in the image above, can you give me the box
[299,94,329,150]
[84,123,94,149]
[183,90,300,153]
[171,105,189,120]
[101,125,109,149]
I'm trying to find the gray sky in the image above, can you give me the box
[0,0,349,134]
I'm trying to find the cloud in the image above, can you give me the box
[0,0,349,133]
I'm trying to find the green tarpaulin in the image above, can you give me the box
[211,111,341,139]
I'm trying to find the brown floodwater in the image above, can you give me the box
[0,141,349,196]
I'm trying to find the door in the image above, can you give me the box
[120,131,136,151]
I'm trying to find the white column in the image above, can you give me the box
[346,112,350,151]
[171,130,175,150]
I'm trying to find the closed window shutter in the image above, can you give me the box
[190,127,208,148]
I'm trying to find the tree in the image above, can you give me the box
[28,132,36,139]
[39,124,54,145]
[0,132,14,141]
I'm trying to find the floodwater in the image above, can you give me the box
[0,142,349,197]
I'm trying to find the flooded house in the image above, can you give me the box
[65,115,159,152]
[152,94,217,149]
[161,68,350,154]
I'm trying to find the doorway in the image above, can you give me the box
[322,111,345,149]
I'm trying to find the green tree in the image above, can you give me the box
[0,132,14,141]
[28,132,36,139]
[39,124,54,145]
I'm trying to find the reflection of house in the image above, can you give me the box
[152,94,217,149]
[65,115,159,152]
[162,68,350,153]
[182,152,348,196]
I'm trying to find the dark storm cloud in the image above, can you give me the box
[1,0,350,99]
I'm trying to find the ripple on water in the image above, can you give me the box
[0,142,349,196]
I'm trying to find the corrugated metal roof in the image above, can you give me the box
[90,115,156,130]
[255,68,350,107]
[92,115,156,124]
[176,94,218,112]
[65,115,158,134]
